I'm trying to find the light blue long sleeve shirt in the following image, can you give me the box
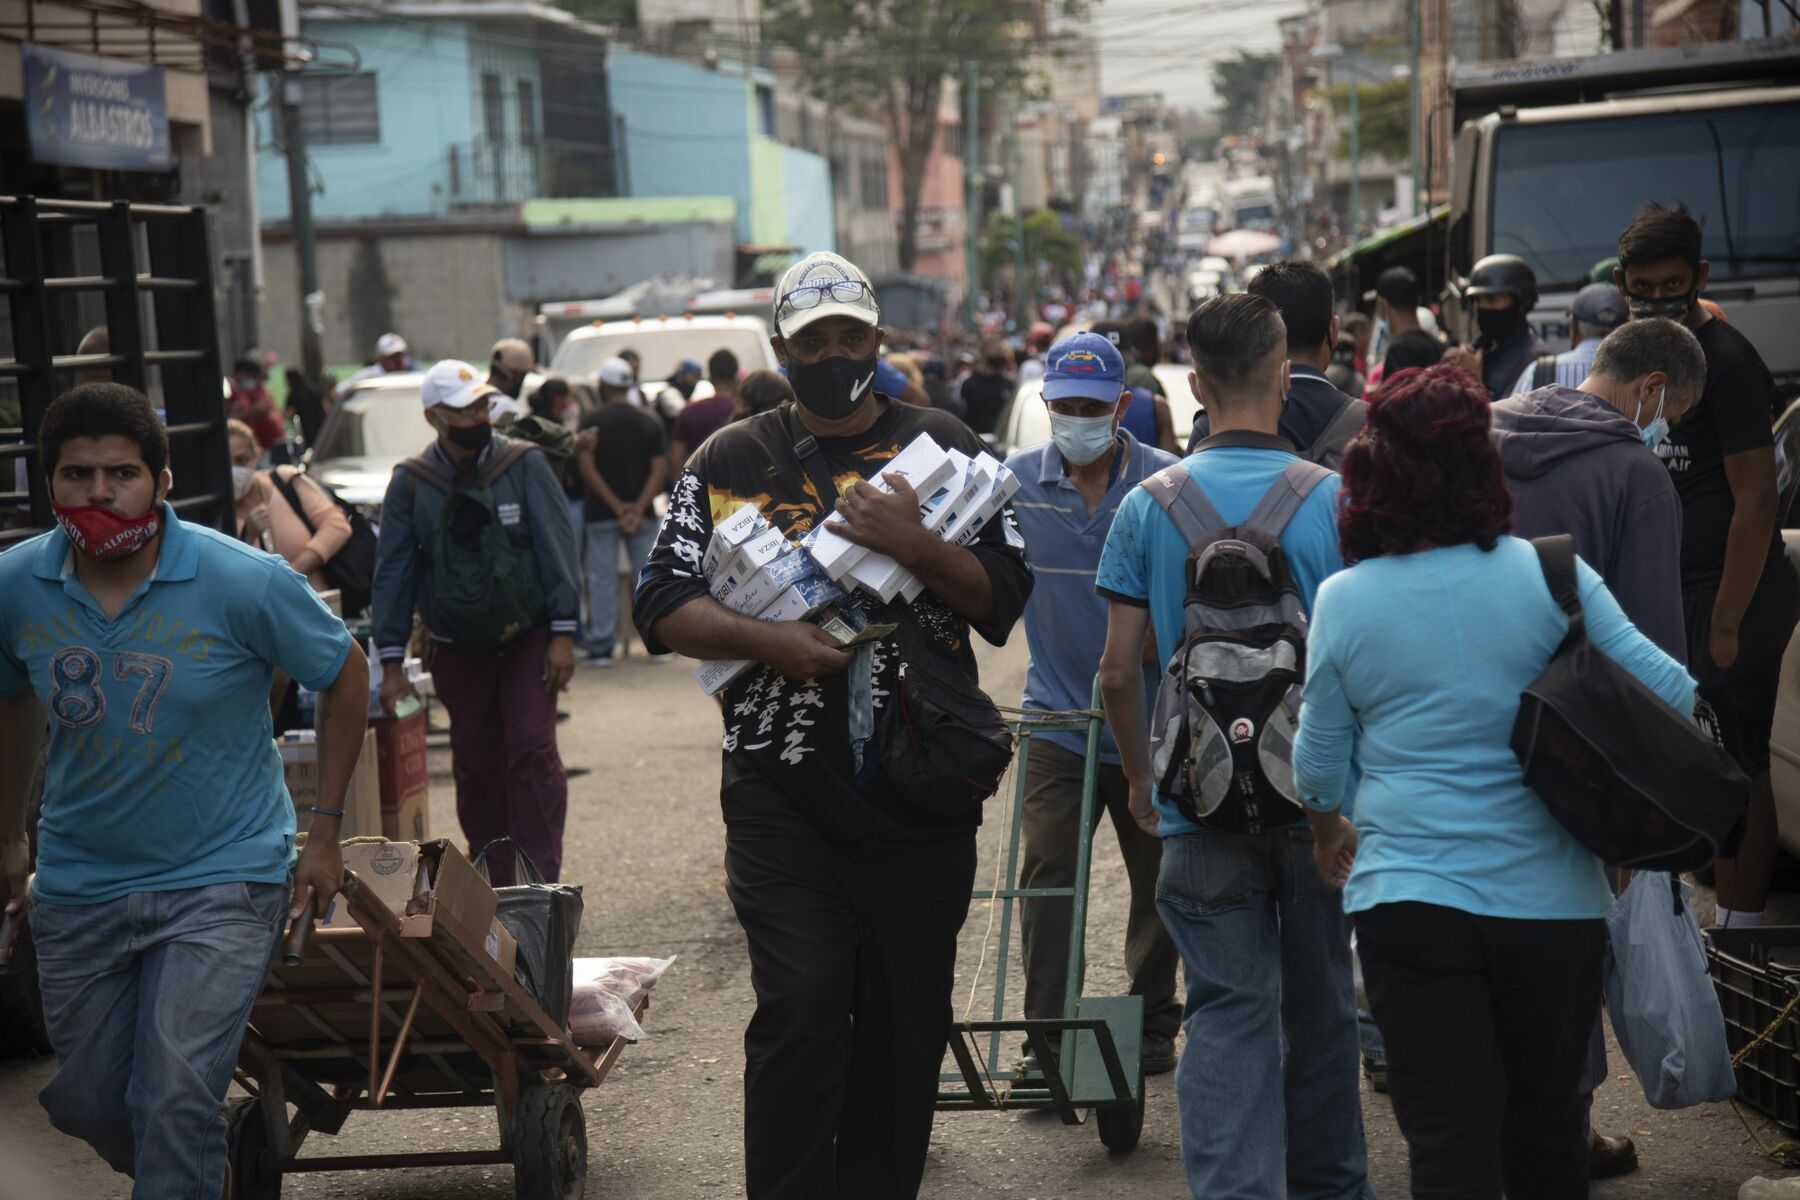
[1293,537,1695,921]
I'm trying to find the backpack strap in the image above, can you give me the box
[398,453,456,496]
[268,466,318,537]
[476,437,536,489]
[1530,354,1560,390]
[782,406,844,519]
[1144,464,1229,550]
[1307,398,1367,465]
[1531,534,1586,638]
[1243,460,1333,538]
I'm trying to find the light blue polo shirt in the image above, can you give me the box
[1095,443,1346,835]
[1006,430,1178,764]
[0,504,353,904]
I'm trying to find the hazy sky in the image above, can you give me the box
[1087,0,1305,114]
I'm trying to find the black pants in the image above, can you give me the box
[1355,902,1605,1200]
[724,801,977,1200]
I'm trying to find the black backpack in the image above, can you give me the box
[1144,452,1332,833]
[269,467,377,617]
[1511,535,1747,870]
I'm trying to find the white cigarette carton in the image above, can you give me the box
[714,547,820,616]
[703,505,769,577]
[942,458,1016,546]
[712,526,792,598]
[691,577,846,695]
[805,433,958,579]
[845,552,916,605]
[926,452,995,537]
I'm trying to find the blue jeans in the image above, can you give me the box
[33,881,287,1199]
[1156,827,1373,1200]
[584,517,659,656]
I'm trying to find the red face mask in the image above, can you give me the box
[51,501,162,562]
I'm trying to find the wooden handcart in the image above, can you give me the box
[229,870,639,1199]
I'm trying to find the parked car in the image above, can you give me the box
[526,313,779,413]
[305,371,428,516]
[993,362,1200,458]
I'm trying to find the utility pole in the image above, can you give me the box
[1409,0,1423,216]
[963,60,981,330]
[1012,103,1030,333]
[278,0,323,386]
[1348,74,1360,240]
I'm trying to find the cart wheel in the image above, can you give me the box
[226,1097,283,1200]
[510,1083,587,1200]
[1095,1060,1146,1154]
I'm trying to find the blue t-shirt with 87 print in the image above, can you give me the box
[1095,445,1346,835]
[0,505,353,905]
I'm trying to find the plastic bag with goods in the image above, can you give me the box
[568,955,675,1046]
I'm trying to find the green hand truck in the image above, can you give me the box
[936,678,1147,1152]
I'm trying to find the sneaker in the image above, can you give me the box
[583,650,615,668]
[1363,1056,1389,1094]
[648,652,675,663]
[1142,1033,1177,1076]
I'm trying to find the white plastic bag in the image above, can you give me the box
[1605,872,1736,1109]
[567,955,675,1046]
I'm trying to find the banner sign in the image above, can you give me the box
[21,44,173,172]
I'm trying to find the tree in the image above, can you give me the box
[980,209,1080,306]
[762,0,1086,271]
[1212,50,1278,139]
[1321,79,1411,163]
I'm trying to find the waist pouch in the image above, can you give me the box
[874,626,1014,823]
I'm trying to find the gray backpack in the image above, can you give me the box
[1144,457,1332,833]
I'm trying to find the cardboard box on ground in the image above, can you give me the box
[319,839,516,988]
[691,432,1020,693]
[280,729,383,839]
[374,711,431,842]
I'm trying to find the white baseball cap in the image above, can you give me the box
[420,359,498,410]
[597,356,635,389]
[773,251,880,339]
[376,333,408,357]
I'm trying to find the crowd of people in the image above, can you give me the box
[0,196,1793,1200]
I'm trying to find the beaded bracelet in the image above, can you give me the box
[309,805,347,818]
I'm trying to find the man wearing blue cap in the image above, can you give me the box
[1004,333,1182,1078]
[1509,282,1629,395]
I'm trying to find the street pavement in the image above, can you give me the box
[3,633,1798,1198]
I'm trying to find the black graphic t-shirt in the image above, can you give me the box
[633,399,1033,843]
[1659,317,1781,590]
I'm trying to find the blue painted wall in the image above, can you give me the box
[256,19,546,220]
[606,48,754,241]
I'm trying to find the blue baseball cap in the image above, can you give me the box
[1042,332,1126,404]
[677,358,703,377]
[874,357,909,397]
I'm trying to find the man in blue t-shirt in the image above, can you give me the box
[1005,333,1181,1077]
[0,384,368,1199]
[1096,295,1370,1200]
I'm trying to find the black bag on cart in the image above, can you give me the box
[473,839,583,1027]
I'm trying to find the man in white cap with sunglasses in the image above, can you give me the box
[633,252,1034,1197]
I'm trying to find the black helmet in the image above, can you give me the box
[1466,254,1538,311]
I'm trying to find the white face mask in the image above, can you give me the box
[231,465,257,499]
[1048,410,1118,466]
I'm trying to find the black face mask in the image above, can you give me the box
[1475,305,1528,346]
[786,350,879,421]
[675,377,697,399]
[444,421,493,451]
[1628,292,1693,322]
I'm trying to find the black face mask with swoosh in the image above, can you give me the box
[786,351,879,421]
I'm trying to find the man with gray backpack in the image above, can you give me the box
[1097,294,1371,1200]
[371,360,580,886]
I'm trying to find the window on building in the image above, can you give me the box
[941,122,962,159]
[298,73,380,146]
[482,72,505,142]
[518,80,537,144]
[756,84,775,137]
[859,156,887,208]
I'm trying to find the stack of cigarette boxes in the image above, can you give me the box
[694,506,845,695]
[800,432,1020,604]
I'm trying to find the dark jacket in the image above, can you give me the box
[370,437,581,661]
[1187,365,1363,465]
[1481,327,1545,399]
[1490,386,1685,661]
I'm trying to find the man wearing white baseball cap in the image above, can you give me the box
[634,252,1034,1196]
[334,332,413,401]
[370,360,580,886]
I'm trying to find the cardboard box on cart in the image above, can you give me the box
[412,840,507,988]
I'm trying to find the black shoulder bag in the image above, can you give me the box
[780,409,1014,824]
[1511,535,1747,871]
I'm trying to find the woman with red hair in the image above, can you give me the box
[1291,365,1693,1200]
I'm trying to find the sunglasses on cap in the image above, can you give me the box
[776,279,870,318]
